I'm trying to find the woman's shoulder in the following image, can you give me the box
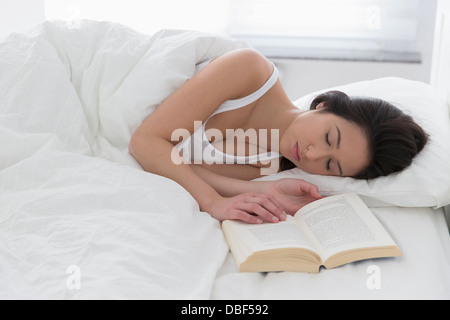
[207,49,275,100]
[223,48,272,71]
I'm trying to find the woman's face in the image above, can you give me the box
[280,106,370,177]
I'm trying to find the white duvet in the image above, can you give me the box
[0,20,248,299]
[0,20,449,300]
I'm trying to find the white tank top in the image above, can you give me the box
[175,62,282,165]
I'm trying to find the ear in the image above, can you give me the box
[316,102,326,110]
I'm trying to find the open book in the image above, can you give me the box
[222,193,401,273]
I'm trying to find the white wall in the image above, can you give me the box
[0,0,45,40]
[275,0,438,101]
[274,58,432,101]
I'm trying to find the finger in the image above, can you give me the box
[238,202,280,223]
[260,194,287,221]
[263,193,285,214]
[245,193,284,217]
[298,181,322,199]
[231,210,263,224]
[247,193,286,220]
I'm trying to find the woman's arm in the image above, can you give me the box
[191,164,322,216]
[129,49,284,224]
[190,163,267,197]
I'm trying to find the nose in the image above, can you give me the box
[305,145,330,161]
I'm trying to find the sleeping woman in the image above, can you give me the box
[129,49,428,224]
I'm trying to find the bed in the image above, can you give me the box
[0,20,448,300]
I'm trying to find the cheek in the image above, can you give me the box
[291,121,309,142]
[356,152,371,175]
[344,142,371,176]
[296,161,326,175]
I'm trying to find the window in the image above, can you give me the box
[44,0,231,35]
[44,0,423,62]
[228,0,422,62]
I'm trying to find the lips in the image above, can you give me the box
[292,142,301,162]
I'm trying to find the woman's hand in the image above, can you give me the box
[207,193,287,224]
[260,179,322,216]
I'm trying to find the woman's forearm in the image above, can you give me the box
[190,164,267,197]
[129,135,222,212]
[130,136,286,223]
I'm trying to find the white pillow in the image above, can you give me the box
[259,77,450,208]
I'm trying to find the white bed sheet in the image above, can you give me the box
[211,206,450,300]
[0,20,448,300]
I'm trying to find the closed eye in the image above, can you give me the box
[326,158,331,171]
[325,132,331,146]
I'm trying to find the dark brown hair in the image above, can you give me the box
[280,90,429,180]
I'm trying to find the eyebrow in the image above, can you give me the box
[335,125,343,176]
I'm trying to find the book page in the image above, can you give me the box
[294,193,397,261]
[225,216,316,252]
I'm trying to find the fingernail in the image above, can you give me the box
[272,216,279,222]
